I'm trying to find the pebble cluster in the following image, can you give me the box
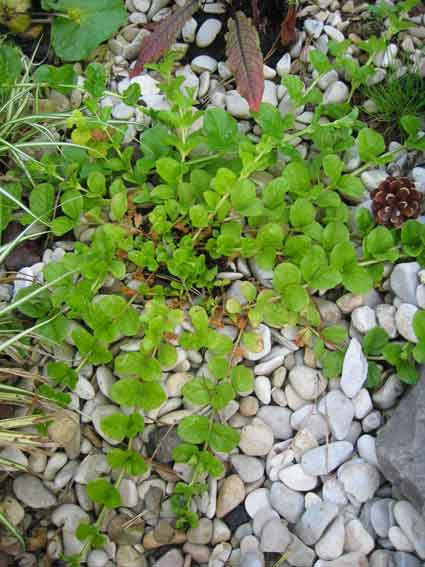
[2,0,425,566]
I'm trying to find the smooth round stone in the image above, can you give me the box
[239,419,274,456]
[295,502,339,546]
[352,389,373,419]
[230,455,264,483]
[216,474,245,518]
[338,462,380,503]
[254,376,271,404]
[119,478,138,508]
[322,478,348,506]
[288,366,327,401]
[253,508,280,537]
[245,488,271,519]
[256,406,292,440]
[196,18,222,47]
[390,263,420,305]
[315,515,345,560]
[182,17,197,42]
[393,501,425,559]
[370,499,393,538]
[357,435,379,468]
[319,390,354,440]
[395,303,418,343]
[13,475,57,509]
[96,366,116,399]
[270,482,304,523]
[188,518,213,544]
[279,464,318,492]
[74,454,110,484]
[191,55,218,73]
[260,519,291,553]
[376,304,397,338]
[351,306,377,333]
[301,442,353,476]
[304,18,324,38]
[388,526,415,552]
[226,91,251,119]
[323,81,349,104]
[344,518,375,555]
[340,338,368,399]
[276,53,291,77]
[240,551,265,567]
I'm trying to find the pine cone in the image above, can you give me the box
[371,176,423,228]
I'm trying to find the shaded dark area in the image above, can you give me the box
[185,0,290,68]
[3,221,43,272]
[222,503,250,530]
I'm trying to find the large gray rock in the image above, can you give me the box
[377,370,425,516]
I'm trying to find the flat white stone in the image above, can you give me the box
[393,501,425,559]
[196,19,222,48]
[340,338,368,398]
[301,442,353,476]
[279,464,318,492]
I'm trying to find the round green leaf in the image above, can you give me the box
[177,416,210,444]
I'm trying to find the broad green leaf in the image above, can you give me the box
[342,265,373,294]
[209,423,239,453]
[289,198,315,228]
[86,478,121,508]
[413,310,425,343]
[47,0,127,61]
[177,416,210,444]
[322,325,348,344]
[363,327,389,356]
[357,128,385,162]
[182,379,212,406]
[203,108,239,152]
[273,263,301,293]
[231,366,254,394]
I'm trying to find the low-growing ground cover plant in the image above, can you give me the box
[1,39,425,563]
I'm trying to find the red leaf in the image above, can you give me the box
[281,5,297,47]
[225,11,264,113]
[130,0,200,77]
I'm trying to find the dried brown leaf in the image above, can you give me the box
[130,0,200,77]
[281,5,297,47]
[225,11,264,113]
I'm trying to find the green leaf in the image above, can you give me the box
[397,361,419,385]
[338,175,364,199]
[0,44,21,98]
[199,451,224,477]
[364,226,398,261]
[254,103,289,138]
[413,342,425,364]
[342,265,373,294]
[172,444,199,463]
[86,478,121,508]
[111,192,128,221]
[203,108,239,152]
[84,62,107,98]
[61,190,83,220]
[401,220,424,257]
[33,64,76,94]
[123,83,141,106]
[273,263,301,293]
[100,413,128,441]
[15,285,51,318]
[231,366,254,394]
[29,183,55,221]
[282,284,309,312]
[209,423,239,453]
[356,207,374,235]
[357,128,385,162]
[289,198,315,227]
[126,413,145,438]
[309,50,332,74]
[48,0,128,61]
[87,171,106,196]
[311,267,342,290]
[210,382,235,410]
[156,157,183,184]
[110,379,166,410]
[51,216,75,236]
[321,350,344,379]
[107,449,147,475]
[363,327,389,356]
[190,204,209,228]
[401,114,421,137]
[208,356,230,379]
[182,378,212,406]
[322,325,348,344]
[158,343,177,369]
[413,310,425,343]
[177,416,210,444]
[281,162,311,195]
[47,361,77,390]
[366,361,381,389]
[323,154,343,186]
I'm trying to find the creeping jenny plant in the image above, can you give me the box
[2,47,425,564]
